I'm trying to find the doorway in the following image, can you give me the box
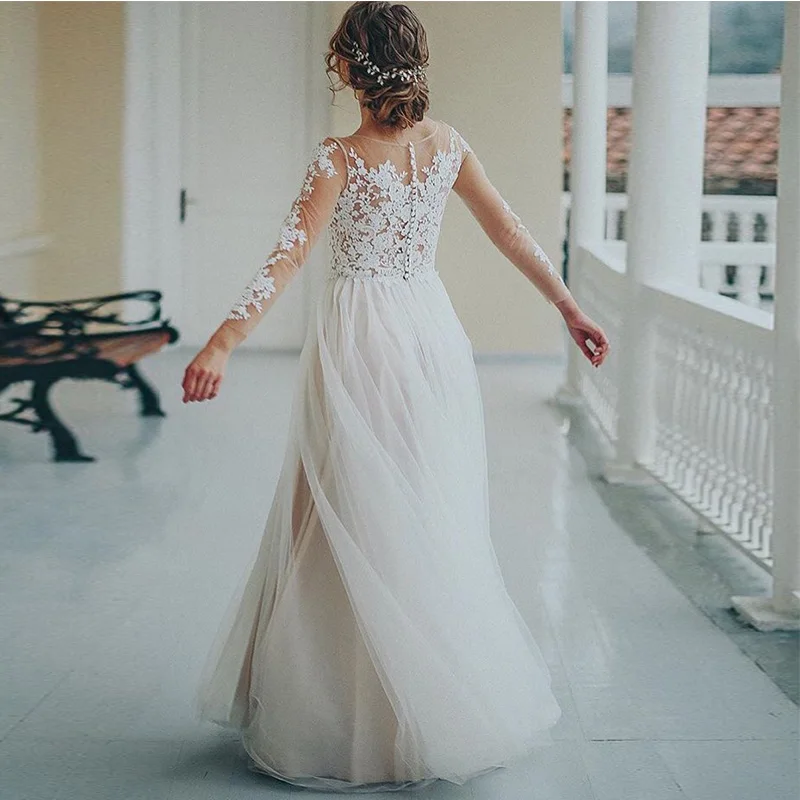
[123,2,330,350]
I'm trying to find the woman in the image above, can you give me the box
[183,1,609,792]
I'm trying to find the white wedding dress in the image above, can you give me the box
[195,119,573,792]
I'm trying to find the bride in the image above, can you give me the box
[181,1,609,792]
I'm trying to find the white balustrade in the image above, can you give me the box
[643,282,774,567]
[562,194,778,244]
[562,193,777,309]
[573,244,624,442]
[574,246,776,572]
[565,0,798,630]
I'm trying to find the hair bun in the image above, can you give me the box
[326,2,431,130]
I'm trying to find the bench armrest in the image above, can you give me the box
[0,289,168,338]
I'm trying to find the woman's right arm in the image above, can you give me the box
[451,127,609,366]
[182,138,346,403]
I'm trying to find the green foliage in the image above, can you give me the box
[562,1,784,75]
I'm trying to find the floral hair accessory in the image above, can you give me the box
[351,43,427,86]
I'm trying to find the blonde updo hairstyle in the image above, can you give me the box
[326,1,430,130]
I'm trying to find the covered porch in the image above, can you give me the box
[564,1,800,632]
[0,2,797,798]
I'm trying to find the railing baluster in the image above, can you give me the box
[561,193,777,311]
[570,245,775,572]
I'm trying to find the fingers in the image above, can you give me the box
[570,323,611,368]
[196,372,215,401]
[571,328,596,363]
[588,326,610,367]
[576,333,595,362]
[205,374,222,400]
[182,367,222,403]
[182,367,199,403]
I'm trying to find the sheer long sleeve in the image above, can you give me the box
[220,138,346,342]
[451,128,573,307]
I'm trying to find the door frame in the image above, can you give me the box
[121,1,332,342]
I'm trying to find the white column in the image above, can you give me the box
[557,1,608,404]
[604,1,710,483]
[733,2,800,630]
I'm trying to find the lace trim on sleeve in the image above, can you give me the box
[500,198,564,282]
[227,140,339,321]
[447,124,472,165]
[454,129,472,155]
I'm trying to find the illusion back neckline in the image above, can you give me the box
[347,119,441,148]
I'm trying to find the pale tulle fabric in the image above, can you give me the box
[196,269,562,791]
[195,119,568,792]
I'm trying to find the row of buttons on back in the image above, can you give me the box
[403,142,419,280]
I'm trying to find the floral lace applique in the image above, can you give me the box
[328,127,463,282]
[227,140,339,320]
[455,130,472,155]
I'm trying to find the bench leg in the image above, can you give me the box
[124,364,166,417]
[31,378,95,463]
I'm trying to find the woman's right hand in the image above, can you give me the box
[182,344,230,403]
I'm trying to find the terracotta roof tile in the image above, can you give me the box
[563,107,779,192]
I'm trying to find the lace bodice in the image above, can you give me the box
[223,119,572,338]
[328,125,464,282]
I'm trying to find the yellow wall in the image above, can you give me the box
[11,2,564,354]
[328,1,566,355]
[0,3,40,244]
[37,2,124,299]
[0,3,42,298]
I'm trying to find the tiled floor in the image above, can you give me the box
[1,349,797,800]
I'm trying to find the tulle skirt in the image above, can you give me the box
[195,268,561,792]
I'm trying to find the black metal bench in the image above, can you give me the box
[0,290,179,462]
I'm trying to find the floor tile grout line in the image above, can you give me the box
[0,669,73,745]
